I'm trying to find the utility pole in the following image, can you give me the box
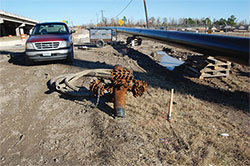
[205,19,208,34]
[101,10,104,22]
[143,0,149,28]
[96,13,99,24]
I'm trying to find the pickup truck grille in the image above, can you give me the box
[35,42,60,50]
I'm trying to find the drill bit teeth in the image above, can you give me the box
[89,79,105,97]
[89,65,147,112]
[112,67,133,83]
[131,80,147,97]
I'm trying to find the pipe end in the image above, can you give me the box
[115,108,125,118]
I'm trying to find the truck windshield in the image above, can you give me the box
[32,23,69,35]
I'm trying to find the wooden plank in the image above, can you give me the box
[200,70,229,78]
[201,67,230,73]
[185,55,231,78]
[168,89,174,122]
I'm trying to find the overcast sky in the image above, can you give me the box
[0,0,249,25]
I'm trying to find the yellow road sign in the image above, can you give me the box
[118,19,124,26]
[62,20,68,24]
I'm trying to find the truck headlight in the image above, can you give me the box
[60,41,71,47]
[26,42,34,49]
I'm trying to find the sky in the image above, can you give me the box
[0,0,249,25]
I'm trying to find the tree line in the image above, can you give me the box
[93,15,248,27]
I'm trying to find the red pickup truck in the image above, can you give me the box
[25,22,75,65]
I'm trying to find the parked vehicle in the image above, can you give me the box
[25,22,75,65]
[89,29,114,48]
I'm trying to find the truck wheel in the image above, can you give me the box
[25,56,34,66]
[96,40,104,48]
[67,50,74,63]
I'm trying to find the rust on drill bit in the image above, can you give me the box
[90,65,147,118]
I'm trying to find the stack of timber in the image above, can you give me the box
[185,55,231,79]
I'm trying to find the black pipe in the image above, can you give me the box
[106,27,250,65]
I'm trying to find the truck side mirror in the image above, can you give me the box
[70,30,76,34]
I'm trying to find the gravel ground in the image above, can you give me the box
[0,30,249,166]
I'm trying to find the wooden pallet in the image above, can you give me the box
[185,56,231,79]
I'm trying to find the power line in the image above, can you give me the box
[115,0,134,18]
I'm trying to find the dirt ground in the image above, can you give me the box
[0,30,249,166]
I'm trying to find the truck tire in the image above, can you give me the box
[25,56,34,66]
[66,49,74,63]
[96,40,104,48]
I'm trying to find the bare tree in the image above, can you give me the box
[128,18,135,27]
[149,17,156,27]
[169,17,177,26]
[162,17,167,27]
[239,19,247,25]
[110,18,116,26]
[136,19,145,27]
[156,17,161,27]
[102,17,108,26]
[178,18,185,25]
